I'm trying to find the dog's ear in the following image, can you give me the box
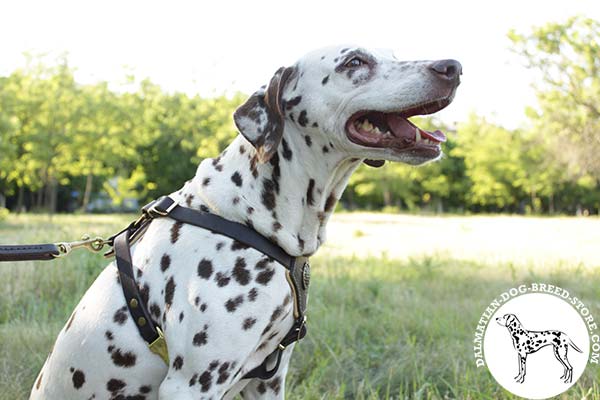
[234,66,297,163]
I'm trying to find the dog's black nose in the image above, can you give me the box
[429,59,462,81]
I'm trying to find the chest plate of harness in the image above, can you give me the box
[113,195,309,380]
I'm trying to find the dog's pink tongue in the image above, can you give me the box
[386,113,416,141]
[386,113,447,143]
[422,129,447,143]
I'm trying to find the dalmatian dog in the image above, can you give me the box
[496,314,583,383]
[31,45,461,399]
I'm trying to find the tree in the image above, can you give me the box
[509,17,600,180]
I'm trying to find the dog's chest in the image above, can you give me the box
[131,218,296,370]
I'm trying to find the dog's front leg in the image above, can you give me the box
[237,344,295,400]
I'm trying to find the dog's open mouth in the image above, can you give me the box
[345,97,452,159]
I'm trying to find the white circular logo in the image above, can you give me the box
[483,293,590,399]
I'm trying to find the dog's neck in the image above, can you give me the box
[176,125,361,256]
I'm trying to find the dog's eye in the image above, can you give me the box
[345,57,366,68]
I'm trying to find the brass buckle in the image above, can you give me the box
[54,235,108,257]
[148,327,169,365]
[147,196,177,217]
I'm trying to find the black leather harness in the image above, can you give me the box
[0,196,310,380]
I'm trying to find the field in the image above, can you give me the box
[1,213,599,399]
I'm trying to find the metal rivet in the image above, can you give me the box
[130,298,138,308]
[138,317,146,327]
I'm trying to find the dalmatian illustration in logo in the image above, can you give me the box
[496,313,583,384]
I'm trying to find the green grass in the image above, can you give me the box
[1,214,599,399]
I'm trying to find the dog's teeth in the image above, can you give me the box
[373,127,381,134]
[362,120,374,132]
[415,128,421,142]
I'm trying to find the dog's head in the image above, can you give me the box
[234,45,461,166]
[496,313,520,328]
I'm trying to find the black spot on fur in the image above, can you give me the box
[243,317,257,330]
[72,369,85,389]
[105,331,114,341]
[215,272,231,287]
[312,122,318,128]
[209,360,220,371]
[197,258,213,279]
[202,177,211,186]
[217,362,230,384]
[256,269,275,285]
[270,305,284,322]
[113,307,128,325]
[272,221,282,231]
[232,257,251,285]
[107,378,126,393]
[139,283,149,306]
[304,135,312,147]
[232,196,240,205]
[250,155,259,178]
[322,145,329,153]
[255,257,272,270]
[111,348,137,367]
[306,179,315,206]
[189,373,198,387]
[164,276,176,309]
[239,145,246,154]
[173,356,184,370]
[216,242,225,250]
[248,288,258,301]
[281,139,292,161]
[231,240,250,251]
[170,222,183,244]
[150,303,161,319]
[160,254,171,272]
[257,382,267,394]
[200,303,207,312]
[199,371,212,392]
[321,75,329,85]
[140,385,152,394]
[225,295,244,312]
[193,330,208,346]
[325,193,337,211]
[285,95,302,110]
[261,178,277,210]
[298,110,309,127]
[268,377,282,394]
[179,311,184,322]
[231,172,243,187]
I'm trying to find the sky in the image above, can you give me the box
[1,0,599,129]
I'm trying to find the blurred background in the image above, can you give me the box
[1,1,600,399]
[0,0,599,216]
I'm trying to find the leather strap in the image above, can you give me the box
[146,196,294,267]
[0,244,60,261]
[114,230,162,344]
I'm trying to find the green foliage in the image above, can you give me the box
[0,207,8,221]
[1,16,600,215]
[510,16,600,181]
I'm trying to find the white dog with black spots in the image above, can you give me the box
[31,44,461,399]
